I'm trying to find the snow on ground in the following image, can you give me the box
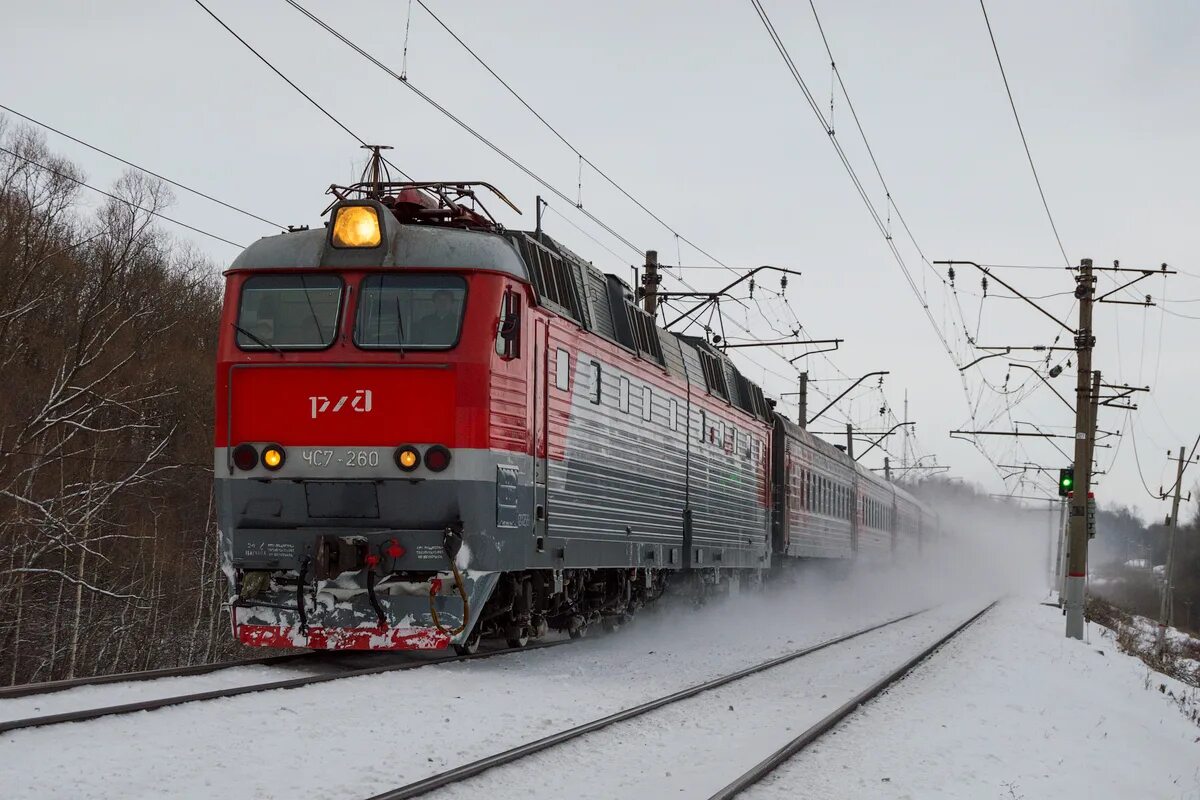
[747,598,1200,800]
[427,599,987,800]
[0,556,982,800]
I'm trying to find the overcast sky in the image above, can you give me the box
[5,0,1198,519]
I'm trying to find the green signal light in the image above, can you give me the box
[1058,467,1075,497]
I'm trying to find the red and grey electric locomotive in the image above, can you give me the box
[215,175,935,654]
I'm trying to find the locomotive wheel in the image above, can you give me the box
[566,613,589,639]
[505,626,530,649]
[453,627,481,656]
[601,616,621,633]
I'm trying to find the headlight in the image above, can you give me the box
[331,204,382,248]
[261,445,286,471]
[395,445,420,472]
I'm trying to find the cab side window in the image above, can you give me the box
[495,288,522,359]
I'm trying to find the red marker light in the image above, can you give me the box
[387,539,405,559]
[424,445,452,472]
[364,554,380,569]
[232,444,259,471]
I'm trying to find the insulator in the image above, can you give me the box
[748,277,755,298]
[780,275,788,294]
[981,277,988,297]
[947,266,956,286]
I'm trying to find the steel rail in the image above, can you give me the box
[365,608,929,800]
[0,639,572,734]
[0,651,320,700]
[708,601,997,799]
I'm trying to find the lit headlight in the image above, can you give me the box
[395,445,420,472]
[261,445,286,471]
[331,204,382,248]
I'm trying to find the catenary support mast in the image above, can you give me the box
[1064,258,1095,639]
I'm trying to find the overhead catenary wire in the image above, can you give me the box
[747,0,1014,480]
[0,102,286,229]
[978,0,1071,269]
[190,0,413,181]
[0,145,243,248]
[410,0,733,273]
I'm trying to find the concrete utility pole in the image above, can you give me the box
[1156,446,1186,656]
[1065,258,1096,640]
[642,250,659,316]
[798,372,808,429]
[1046,499,1056,588]
[1054,497,1068,602]
[884,456,891,482]
[845,423,854,460]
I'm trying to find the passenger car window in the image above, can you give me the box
[619,377,630,413]
[356,273,466,349]
[588,360,602,404]
[642,386,653,421]
[237,274,341,349]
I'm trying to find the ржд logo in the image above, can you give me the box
[309,389,373,419]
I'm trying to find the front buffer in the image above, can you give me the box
[229,525,499,651]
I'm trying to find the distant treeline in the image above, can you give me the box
[1090,500,1200,635]
[0,120,238,685]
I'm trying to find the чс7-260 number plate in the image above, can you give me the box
[301,449,380,468]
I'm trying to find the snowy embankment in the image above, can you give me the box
[747,599,1200,799]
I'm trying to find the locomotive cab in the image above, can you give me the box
[216,194,532,651]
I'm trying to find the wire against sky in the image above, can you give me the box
[412,0,733,275]
[978,0,1071,269]
[190,0,413,182]
[0,145,243,248]
[747,0,1020,481]
[0,102,285,229]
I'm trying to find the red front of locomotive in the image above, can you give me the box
[214,197,533,651]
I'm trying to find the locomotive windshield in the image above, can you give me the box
[236,274,342,349]
[355,274,467,349]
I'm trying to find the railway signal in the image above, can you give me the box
[1057,467,1074,497]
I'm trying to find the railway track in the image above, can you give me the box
[362,607,934,800]
[708,601,996,799]
[0,639,572,735]
[0,651,319,701]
